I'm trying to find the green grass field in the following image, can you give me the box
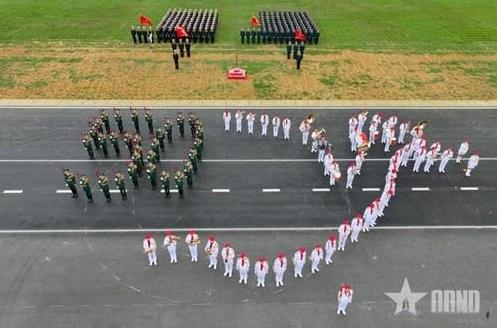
[1,0,497,52]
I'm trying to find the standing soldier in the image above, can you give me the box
[97,174,111,203]
[260,112,269,136]
[131,150,143,177]
[132,133,142,147]
[177,112,185,137]
[438,147,454,173]
[89,126,100,150]
[205,235,219,269]
[221,241,235,277]
[98,133,109,158]
[164,117,173,143]
[350,214,364,243]
[92,118,103,134]
[299,118,311,145]
[63,169,78,198]
[100,109,111,134]
[188,148,198,174]
[130,108,140,133]
[127,162,139,189]
[272,116,281,138]
[337,284,354,315]
[114,108,124,134]
[325,234,337,265]
[79,174,93,203]
[146,149,158,165]
[286,41,292,59]
[465,151,480,177]
[146,162,158,190]
[273,252,287,287]
[123,132,133,155]
[282,117,291,140]
[254,257,269,288]
[456,140,470,163]
[150,138,161,162]
[143,233,158,266]
[185,38,191,57]
[173,49,179,69]
[145,108,154,134]
[293,246,307,278]
[114,171,127,200]
[163,230,178,264]
[185,229,200,262]
[246,112,256,134]
[160,170,170,198]
[223,110,232,131]
[338,219,351,251]
[194,137,203,162]
[310,244,324,274]
[155,127,166,152]
[236,252,250,285]
[184,160,194,188]
[346,162,358,189]
[296,49,303,70]
[108,131,120,156]
[235,110,244,133]
[82,133,95,159]
[188,113,197,137]
[174,170,185,197]
[130,26,137,44]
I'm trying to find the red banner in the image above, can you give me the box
[139,15,152,27]
[294,29,306,42]
[251,15,260,28]
[175,26,189,38]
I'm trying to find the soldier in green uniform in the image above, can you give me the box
[114,171,127,200]
[132,150,143,177]
[174,170,185,198]
[177,112,185,137]
[164,117,173,143]
[100,109,111,134]
[188,113,197,137]
[82,134,95,159]
[109,131,120,156]
[145,108,154,134]
[150,138,161,161]
[131,108,140,133]
[93,118,103,134]
[98,132,109,158]
[160,170,170,198]
[63,169,78,198]
[155,127,165,152]
[146,162,158,190]
[79,174,93,203]
[184,160,194,188]
[135,145,145,167]
[146,149,158,165]
[132,133,142,147]
[114,108,124,134]
[127,162,139,189]
[188,147,198,174]
[194,137,203,162]
[123,132,133,155]
[89,127,100,150]
[97,174,112,203]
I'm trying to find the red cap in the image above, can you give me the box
[314,244,322,249]
[188,229,196,234]
[473,150,480,155]
[208,235,216,241]
[257,256,266,262]
[328,234,336,241]
[356,213,363,218]
[240,251,246,258]
[277,252,285,258]
[342,219,350,225]
[165,229,173,236]
[144,233,152,239]
[298,246,307,253]
[223,241,231,248]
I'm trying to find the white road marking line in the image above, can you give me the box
[262,188,281,192]
[1,225,497,234]
[312,188,330,192]
[411,187,430,191]
[160,189,178,193]
[3,190,23,194]
[362,188,381,191]
[212,189,230,193]
[460,187,479,191]
[56,190,72,194]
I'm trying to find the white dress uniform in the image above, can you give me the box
[381,121,389,144]
[355,152,364,175]
[163,233,178,263]
[357,112,368,132]
[221,245,235,277]
[337,285,353,315]
[438,149,453,173]
[413,147,426,172]
[223,111,231,131]
[400,143,411,167]
[293,248,306,278]
[456,141,469,163]
[299,120,311,145]
[282,118,291,140]
[310,246,324,274]
[348,117,358,140]
[204,238,219,269]
[423,150,435,172]
[272,116,281,137]
[384,127,395,152]
[246,112,256,134]
[185,230,199,262]
[254,259,269,287]
[323,151,334,176]
[369,120,378,145]
[338,221,351,251]
[346,164,357,189]
[273,254,287,287]
[317,138,328,163]
[398,121,409,144]
[465,154,480,177]
[235,111,243,133]
[236,254,250,284]
[329,162,340,187]
[325,236,337,265]
[260,113,269,136]
[350,215,364,243]
[143,236,158,266]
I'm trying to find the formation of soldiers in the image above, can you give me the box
[71,109,205,203]
[170,38,192,69]
[223,110,292,139]
[130,26,156,45]
[286,41,305,69]
[155,9,218,44]
[242,11,320,45]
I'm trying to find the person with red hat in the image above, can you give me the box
[282,117,291,140]
[370,198,382,226]
[400,143,411,168]
[223,110,231,131]
[185,229,200,262]
[246,112,256,134]
[423,147,436,173]
[221,241,235,277]
[293,246,307,278]
[272,116,281,138]
[413,146,426,173]
[398,119,410,144]
[323,146,334,176]
[329,161,341,187]
[254,256,269,287]
[260,113,269,136]
[369,118,379,146]
[143,233,157,266]
[236,252,250,284]
[346,162,358,189]
[357,111,368,133]
[456,140,470,163]
[163,230,178,264]
[337,283,354,315]
[465,151,480,177]
[348,116,358,149]
[438,147,454,173]
[273,252,287,287]
[299,117,311,145]
[355,150,365,175]
[235,110,244,133]
[204,235,219,270]
[338,220,351,251]
[384,126,396,153]
[310,244,324,274]
[325,234,337,265]
[350,214,364,243]
[362,201,376,232]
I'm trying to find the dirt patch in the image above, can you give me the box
[1,45,497,100]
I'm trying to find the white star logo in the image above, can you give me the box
[385,278,427,315]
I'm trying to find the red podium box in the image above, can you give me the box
[227,67,247,80]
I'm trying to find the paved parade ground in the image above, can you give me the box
[0,105,496,327]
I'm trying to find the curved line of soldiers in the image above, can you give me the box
[64,109,205,203]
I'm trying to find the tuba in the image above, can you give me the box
[307,113,316,124]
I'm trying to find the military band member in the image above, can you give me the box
[89,127,100,150]
[92,118,103,134]
[143,233,158,266]
[146,163,158,190]
[173,49,179,69]
[184,161,194,188]
[123,132,133,155]
[155,127,166,151]
[164,117,173,143]
[114,108,124,134]
[163,230,178,263]
[82,133,95,159]
[63,169,78,198]
[286,41,292,59]
[127,162,139,189]
[145,109,154,134]
[132,133,142,147]
[98,133,109,158]
[174,170,185,197]
[130,26,137,44]
[146,149,158,165]
[188,113,197,137]
[205,235,219,269]
[131,150,143,177]
[97,174,111,203]
[100,109,111,134]
[130,108,140,133]
[185,229,200,261]
[337,284,354,315]
[221,242,235,277]
[188,148,198,173]
[160,170,170,197]
[79,174,93,203]
[185,38,191,57]
[150,138,161,161]
[176,112,185,137]
[114,171,127,200]
[108,131,120,156]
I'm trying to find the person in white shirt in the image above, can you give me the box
[246,112,256,134]
[413,147,426,173]
[346,162,358,189]
[465,152,480,177]
[337,284,354,315]
[260,113,269,136]
[350,214,364,243]
[310,244,324,274]
[357,111,368,132]
[299,119,311,145]
[221,241,235,277]
[235,110,244,133]
[325,234,337,265]
[438,148,453,173]
[236,252,250,284]
[293,247,307,278]
[223,110,231,131]
[398,120,410,144]
[272,116,281,137]
[143,233,157,266]
[273,252,287,287]
[456,141,469,163]
[185,229,200,262]
[282,117,291,140]
[163,230,178,263]
[338,220,351,251]
[254,257,269,287]
[204,235,219,270]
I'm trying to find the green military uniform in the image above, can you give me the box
[188,114,196,137]
[160,170,170,198]
[89,128,100,150]
[184,161,194,188]
[97,174,111,203]
[132,151,143,177]
[176,113,185,137]
[63,169,78,198]
[98,133,109,158]
[145,109,154,134]
[114,109,124,134]
[188,148,198,174]
[127,162,139,189]
[174,170,185,197]
[146,163,157,190]
[146,149,158,165]
[123,132,133,155]
[114,172,127,200]
[135,146,145,167]
[79,175,93,203]
[164,118,173,143]
[286,42,292,59]
[109,131,120,156]
[93,118,103,134]
[82,134,95,160]
[194,137,203,161]
[155,128,165,152]
[132,133,142,147]
[100,110,111,134]
[131,108,140,133]
[150,138,161,161]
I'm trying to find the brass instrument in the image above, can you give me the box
[307,113,316,124]
[312,128,326,139]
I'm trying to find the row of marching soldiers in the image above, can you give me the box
[66,109,205,203]
[142,230,353,315]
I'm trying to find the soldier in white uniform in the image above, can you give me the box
[438,148,454,173]
[348,116,358,142]
[317,137,328,163]
[456,141,469,163]
[400,143,411,168]
[293,247,307,278]
[273,252,287,287]
[282,117,291,140]
[272,116,281,137]
[369,119,379,145]
[362,202,376,232]
[223,110,231,131]
[355,151,365,175]
[299,119,311,145]
[338,220,351,251]
[311,129,319,153]
[465,151,480,177]
[254,257,269,287]
[260,113,270,136]
[310,244,324,274]
[384,127,395,152]
[163,230,178,263]
[346,162,358,189]
[204,235,219,270]
[221,241,235,277]
[185,229,200,262]
[398,120,410,144]
[329,161,341,187]
[337,284,354,315]
[246,112,256,134]
[235,110,244,133]
[423,149,436,173]
[325,234,337,265]
[357,111,368,132]
[413,147,427,173]
[323,147,334,176]
[236,252,250,284]
[350,214,364,243]
[143,233,158,266]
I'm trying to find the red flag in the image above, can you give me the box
[139,15,152,27]
[175,26,189,38]
[251,15,260,28]
[294,29,306,42]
